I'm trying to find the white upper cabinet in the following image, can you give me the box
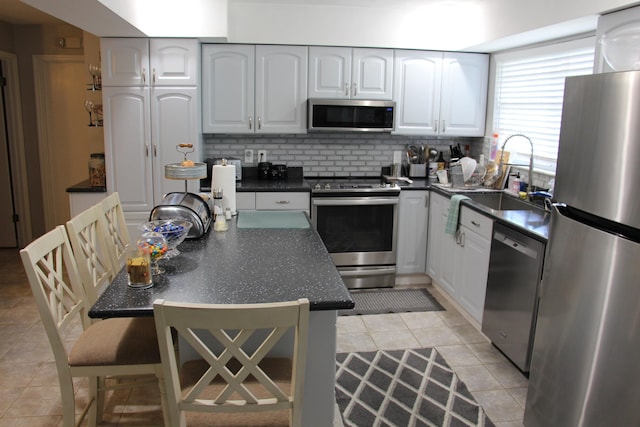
[202,44,308,134]
[102,38,199,87]
[308,47,393,100]
[393,50,488,136]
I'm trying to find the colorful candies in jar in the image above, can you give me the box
[137,231,168,261]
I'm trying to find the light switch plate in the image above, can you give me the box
[244,149,254,164]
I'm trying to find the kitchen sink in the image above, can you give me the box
[466,192,544,211]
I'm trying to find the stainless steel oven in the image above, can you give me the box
[311,180,400,289]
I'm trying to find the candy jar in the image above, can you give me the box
[137,231,168,275]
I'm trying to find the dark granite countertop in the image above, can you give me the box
[66,179,107,193]
[89,212,354,318]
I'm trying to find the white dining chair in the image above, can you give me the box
[20,225,168,427]
[98,192,130,270]
[153,298,310,427]
[66,205,117,302]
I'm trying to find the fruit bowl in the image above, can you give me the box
[139,219,192,259]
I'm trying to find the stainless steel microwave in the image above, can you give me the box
[307,99,395,132]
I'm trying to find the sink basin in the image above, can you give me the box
[466,192,544,211]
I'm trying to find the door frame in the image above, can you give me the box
[33,54,84,232]
[0,51,31,247]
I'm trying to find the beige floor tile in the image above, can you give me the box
[4,386,63,417]
[411,326,462,347]
[399,311,446,329]
[507,386,528,409]
[336,315,367,334]
[437,310,470,327]
[336,332,377,353]
[471,389,525,423]
[370,329,419,350]
[0,362,39,388]
[485,362,528,389]
[493,421,525,427]
[435,344,481,367]
[450,324,490,344]
[0,416,62,427]
[452,365,502,391]
[361,313,407,332]
[0,388,23,417]
[466,342,509,365]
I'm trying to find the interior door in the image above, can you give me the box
[0,60,17,247]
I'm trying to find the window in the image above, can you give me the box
[492,37,595,175]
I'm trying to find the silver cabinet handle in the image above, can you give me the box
[460,232,465,247]
[275,200,290,204]
[153,144,157,157]
[471,220,480,228]
[152,68,156,84]
[352,82,357,97]
[442,120,446,133]
[145,144,149,157]
[248,116,252,129]
[142,68,146,86]
[258,116,262,130]
[434,120,438,133]
[345,82,349,96]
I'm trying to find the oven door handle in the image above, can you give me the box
[312,198,399,206]
[339,266,397,277]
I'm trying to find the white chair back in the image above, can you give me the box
[153,298,310,427]
[98,192,130,270]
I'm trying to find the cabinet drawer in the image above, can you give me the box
[255,192,310,211]
[460,207,493,240]
[236,192,256,210]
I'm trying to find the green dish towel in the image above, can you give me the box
[444,195,470,235]
[237,210,310,229]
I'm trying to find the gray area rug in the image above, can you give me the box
[339,288,445,316]
[336,348,495,427]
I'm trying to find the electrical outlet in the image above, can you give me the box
[258,150,267,163]
[244,149,254,164]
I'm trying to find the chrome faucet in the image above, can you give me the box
[498,134,534,196]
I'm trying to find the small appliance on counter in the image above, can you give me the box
[149,192,212,238]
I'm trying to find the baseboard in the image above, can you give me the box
[395,273,431,286]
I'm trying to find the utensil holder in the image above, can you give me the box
[409,164,426,178]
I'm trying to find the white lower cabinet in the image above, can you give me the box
[426,192,492,323]
[397,190,429,274]
[236,192,310,215]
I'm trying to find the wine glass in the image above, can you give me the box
[84,100,95,126]
[88,64,101,90]
[92,103,103,126]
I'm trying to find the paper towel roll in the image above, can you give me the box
[211,164,236,214]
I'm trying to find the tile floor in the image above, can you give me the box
[0,248,526,426]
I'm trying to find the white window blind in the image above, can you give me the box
[493,38,595,175]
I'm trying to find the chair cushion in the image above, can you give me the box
[179,358,293,427]
[69,317,161,366]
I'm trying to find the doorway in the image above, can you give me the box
[0,52,30,248]
[33,55,89,231]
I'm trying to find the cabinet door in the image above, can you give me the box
[150,39,199,86]
[101,38,149,87]
[151,87,200,203]
[308,46,351,99]
[439,52,488,137]
[103,87,153,213]
[201,45,255,133]
[457,225,491,323]
[255,45,308,134]
[393,50,442,135]
[352,48,393,100]
[595,6,640,73]
[426,193,446,280]
[397,191,429,274]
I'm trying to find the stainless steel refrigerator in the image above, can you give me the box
[524,70,640,426]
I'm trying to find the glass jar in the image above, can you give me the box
[88,153,106,187]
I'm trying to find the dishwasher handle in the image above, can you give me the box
[493,231,539,259]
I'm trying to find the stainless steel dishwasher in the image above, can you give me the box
[482,222,545,373]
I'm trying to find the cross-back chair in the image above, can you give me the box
[20,225,167,427]
[97,192,130,270]
[153,298,310,427]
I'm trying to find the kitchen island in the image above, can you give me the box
[89,211,353,427]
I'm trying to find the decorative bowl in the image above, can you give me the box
[139,219,192,258]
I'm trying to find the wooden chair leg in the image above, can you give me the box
[59,375,78,427]
[87,376,98,427]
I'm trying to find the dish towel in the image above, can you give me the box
[445,195,470,235]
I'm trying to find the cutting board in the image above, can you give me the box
[236,210,310,229]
